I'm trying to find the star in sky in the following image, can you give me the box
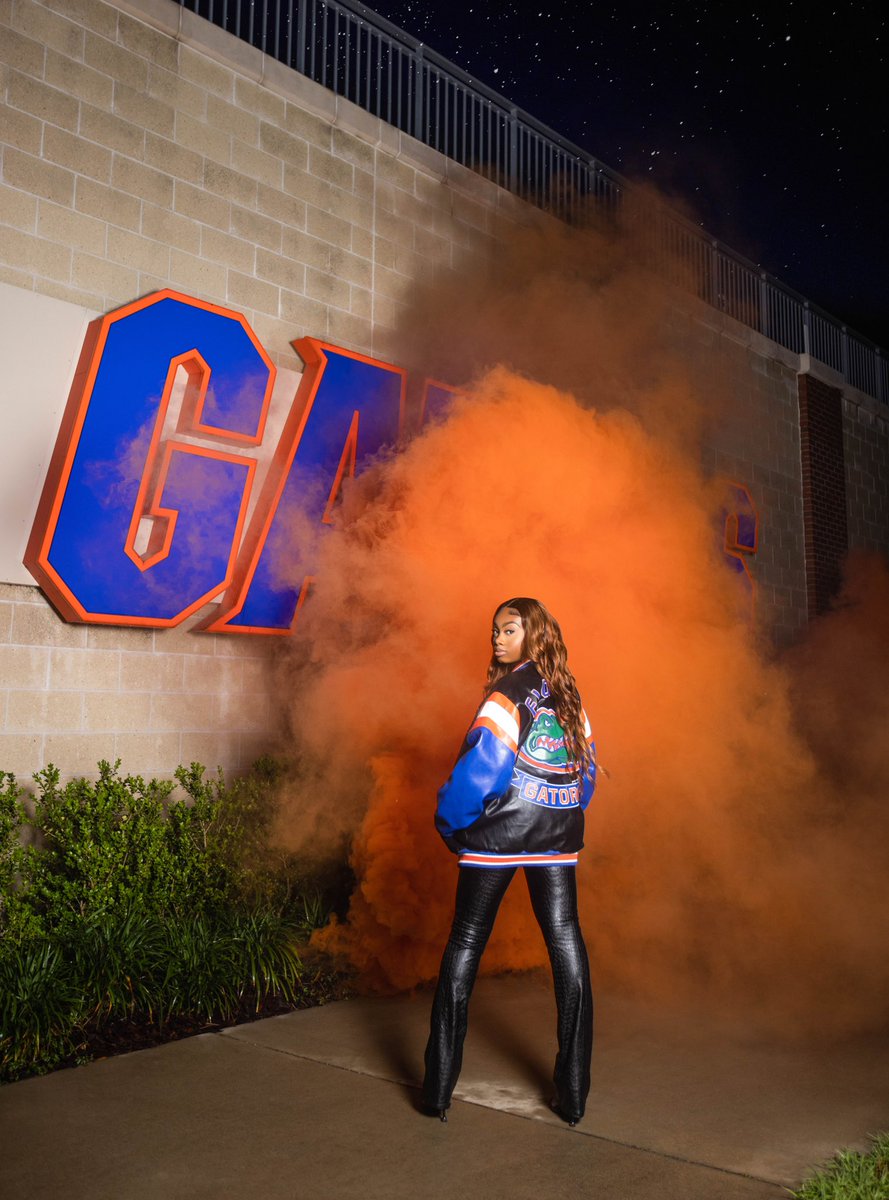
[371,0,887,346]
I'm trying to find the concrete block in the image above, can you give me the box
[373,263,411,304]
[255,248,305,292]
[0,26,47,78]
[256,183,305,229]
[37,201,106,255]
[202,160,257,208]
[200,226,255,274]
[75,176,142,230]
[329,247,372,289]
[147,64,206,121]
[13,0,84,59]
[374,207,414,247]
[0,225,72,281]
[30,277,103,309]
[239,656,275,692]
[305,204,352,250]
[350,285,372,321]
[6,689,83,734]
[141,202,201,254]
[173,180,230,232]
[85,623,154,650]
[327,308,373,355]
[282,165,333,211]
[350,226,373,259]
[116,8,179,72]
[41,0,118,39]
[114,82,176,139]
[0,182,38,231]
[308,144,353,191]
[153,624,216,655]
[145,130,204,186]
[107,225,171,275]
[3,146,74,207]
[83,690,151,732]
[43,732,112,776]
[331,125,377,172]
[178,731,235,771]
[0,731,42,776]
[0,106,43,155]
[183,654,243,694]
[281,228,331,272]
[149,690,218,732]
[234,76,286,125]
[279,289,328,339]
[352,166,375,202]
[331,185,373,234]
[305,266,350,311]
[282,98,334,147]
[180,8,261,83]
[175,111,230,166]
[0,645,50,690]
[230,139,283,190]
[0,602,11,641]
[263,62,335,125]
[168,249,227,302]
[71,251,139,301]
[111,154,174,208]
[43,124,112,182]
[49,646,120,691]
[84,30,149,91]
[119,650,185,692]
[226,269,279,318]
[259,122,309,172]
[178,42,234,100]
[112,730,181,774]
[231,204,284,252]
[44,48,114,107]
[79,101,146,159]
[376,152,418,194]
[218,689,269,733]
[201,100,255,158]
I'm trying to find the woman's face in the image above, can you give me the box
[492,607,525,665]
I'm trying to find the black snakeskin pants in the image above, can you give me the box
[421,865,593,1119]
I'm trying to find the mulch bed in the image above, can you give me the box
[55,957,355,1073]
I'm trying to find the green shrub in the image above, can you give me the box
[0,758,340,1084]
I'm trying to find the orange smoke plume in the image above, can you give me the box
[271,216,889,1037]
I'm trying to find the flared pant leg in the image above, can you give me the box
[525,865,593,1121]
[421,867,515,1110]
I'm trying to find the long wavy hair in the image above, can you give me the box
[486,597,594,779]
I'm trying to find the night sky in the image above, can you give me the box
[369,1,887,347]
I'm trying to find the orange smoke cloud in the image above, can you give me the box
[270,215,889,1037]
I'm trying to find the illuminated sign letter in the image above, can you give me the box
[204,339,405,634]
[25,291,273,627]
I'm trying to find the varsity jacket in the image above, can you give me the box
[435,661,596,867]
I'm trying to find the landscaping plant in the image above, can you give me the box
[0,759,343,1084]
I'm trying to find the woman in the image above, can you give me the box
[422,596,598,1126]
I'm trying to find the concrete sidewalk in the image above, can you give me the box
[2,974,887,1199]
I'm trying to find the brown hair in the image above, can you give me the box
[487,597,594,778]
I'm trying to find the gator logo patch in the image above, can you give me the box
[518,708,570,771]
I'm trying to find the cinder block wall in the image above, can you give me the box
[0,0,505,780]
[1,0,886,779]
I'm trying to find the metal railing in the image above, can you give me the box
[177,0,886,404]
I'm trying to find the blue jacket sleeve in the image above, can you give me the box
[580,741,597,811]
[435,726,517,844]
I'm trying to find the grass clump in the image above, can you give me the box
[790,1132,889,1200]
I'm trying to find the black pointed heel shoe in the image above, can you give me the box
[549,1098,579,1127]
